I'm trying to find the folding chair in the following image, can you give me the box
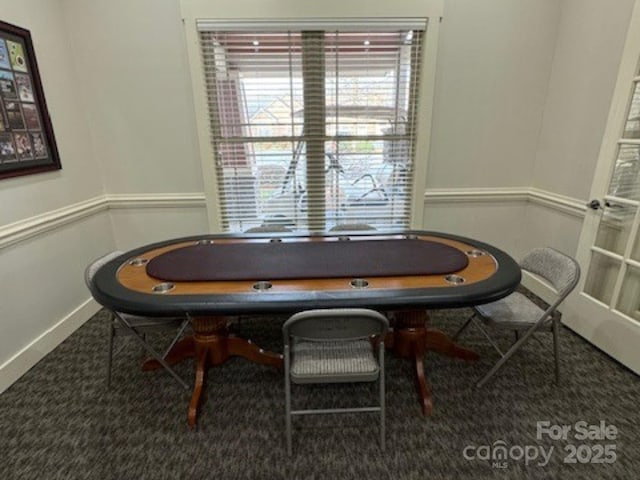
[244,225,293,234]
[453,247,580,388]
[85,251,189,389]
[283,308,389,455]
[329,223,377,233]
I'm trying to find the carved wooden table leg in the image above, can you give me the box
[413,350,432,415]
[141,316,283,427]
[424,327,480,361]
[188,347,209,427]
[392,311,433,415]
[227,336,283,367]
[389,310,480,415]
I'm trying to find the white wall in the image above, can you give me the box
[60,0,209,248]
[533,0,635,202]
[424,200,528,259]
[0,0,104,223]
[109,206,208,250]
[426,0,634,265]
[422,0,559,258]
[61,0,203,196]
[428,0,560,190]
[520,0,635,260]
[0,213,113,389]
[0,0,115,390]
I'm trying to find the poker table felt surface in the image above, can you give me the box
[89,231,521,316]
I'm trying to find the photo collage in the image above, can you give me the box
[0,34,48,164]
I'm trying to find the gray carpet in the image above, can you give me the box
[1,306,639,480]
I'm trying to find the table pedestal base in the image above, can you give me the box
[388,311,479,415]
[142,316,283,427]
[144,312,475,425]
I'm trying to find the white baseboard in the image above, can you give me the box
[0,298,101,394]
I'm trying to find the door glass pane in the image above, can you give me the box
[583,251,621,305]
[631,229,640,261]
[615,265,640,321]
[622,82,640,138]
[607,145,640,201]
[594,201,637,255]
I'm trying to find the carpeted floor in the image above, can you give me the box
[1,306,639,480]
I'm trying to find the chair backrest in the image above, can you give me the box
[244,225,293,234]
[329,223,377,233]
[283,308,388,345]
[520,247,580,299]
[84,250,124,289]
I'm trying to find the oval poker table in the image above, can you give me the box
[89,230,521,426]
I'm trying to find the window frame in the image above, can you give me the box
[180,0,443,232]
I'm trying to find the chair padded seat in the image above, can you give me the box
[291,339,379,384]
[475,292,547,328]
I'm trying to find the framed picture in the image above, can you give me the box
[0,20,60,179]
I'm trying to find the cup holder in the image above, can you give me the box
[445,274,465,285]
[252,281,273,291]
[350,278,369,289]
[128,258,148,266]
[152,282,175,293]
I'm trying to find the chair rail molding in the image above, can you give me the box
[0,188,582,251]
[424,187,528,204]
[424,187,587,218]
[105,192,207,209]
[527,188,586,218]
[0,193,208,250]
[0,196,108,250]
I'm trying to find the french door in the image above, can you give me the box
[564,0,640,374]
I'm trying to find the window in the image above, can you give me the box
[198,21,426,232]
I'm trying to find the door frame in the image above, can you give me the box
[564,0,640,374]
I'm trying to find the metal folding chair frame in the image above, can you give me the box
[453,248,580,388]
[86,250,190,391]
[106,312,190,390]
[454,309,561,388]
[283,308,388,455]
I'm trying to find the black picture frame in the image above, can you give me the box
[0,20,60,180]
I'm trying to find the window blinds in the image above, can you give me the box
[198,21,426,232]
